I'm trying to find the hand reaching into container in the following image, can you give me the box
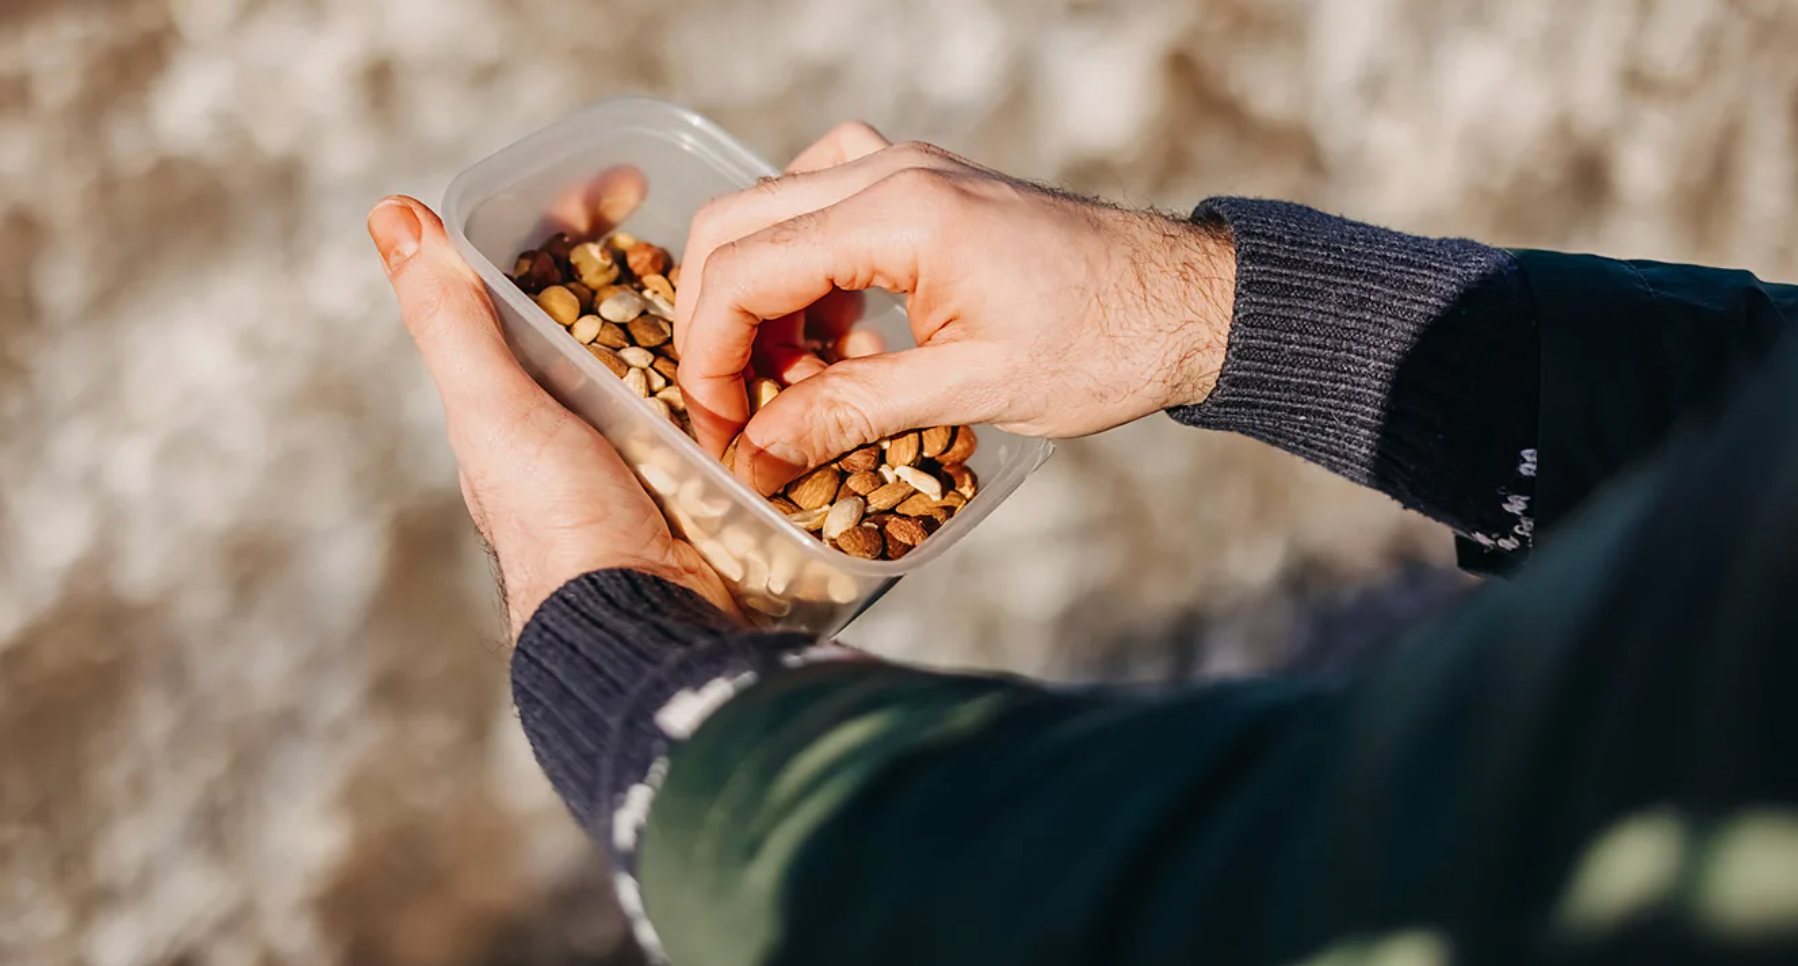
[672,122,1238,495]
[367,193,737,638]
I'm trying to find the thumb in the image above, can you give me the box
[368,196,547,437]
[736,343,999,493]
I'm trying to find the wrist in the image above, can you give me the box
[1154,212,1236,410]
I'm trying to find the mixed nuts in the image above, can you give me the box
[506,229,979,562]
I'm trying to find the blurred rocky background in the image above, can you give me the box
[3,0,1793,962]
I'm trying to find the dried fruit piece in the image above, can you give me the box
[838,446,881,473]
[822,497,866,541]
[866,480,914,512]
[628,314,672,348]
[834,524,884,559]
[843,471,882,496]
[619,346,655,369]
[535,285,581,326]
[885,431,921,467]
[569,315,602,345]
[641,273,676,305]
[626,241,671,278]
[895,492,940,517]
[623,367,649,397]
[893,465,943,501]
[787,506,829,531]
[787,466,841,510]
[588,344,630,378]
[940,425,978,463]
[599,290,646,323]
[920,425,955,458]
[749,377,781,414]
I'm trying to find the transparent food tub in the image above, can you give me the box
[443,96,1053,633]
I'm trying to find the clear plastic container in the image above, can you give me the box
[443,96,1053,633]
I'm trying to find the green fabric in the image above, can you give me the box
[641,254,1798,966]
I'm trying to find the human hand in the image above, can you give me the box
[367,193,738,639]
[672,122,1237,493]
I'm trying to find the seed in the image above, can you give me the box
[646,367,668,392]
[619,346,655,369]
[595,322,631,349]
[588,344,630,378]
[822,496,866,540]
[833,524,884,560]
[599,290,647,323]
[843,470,882,496]
[885,431,921,467]
[655,386,685,411]
[895,492,940,517]
[787,506,829,531]
[569,315,602,344]
[749,377,781,414]
[565,281,594,312]
[921,425,955,458]
[838,446,880,473]
[651,355,680,383]
[944,463,978,498]
[940,425,978,463]
[535,285,581,326]
[892,465,943,500]
[570,242,620,288]
[866,480,913,512]
[626,241,671,278]
[628,314,672,348]
[883,515,929,548]
[786,466,841,510]
[641,273,676,305]
[624,367,649,397]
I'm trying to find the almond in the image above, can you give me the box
[564,281,595,313]
[940,425,978,464]
[883,515,929,548]
[885,431,921,467]
[866,480,914,512]
[843,470,882,496]
[628,314,672,348]
[892,465,943,501]
[652,354,679,383]
[834,524,884,559]
[822,496,866,540]
[895,492,940,517]
[787,466,841,510]
[883,538,913,560]
[587,344,630,379]
[838,446,881,473]
[769,495,802,514]
[595,322,632,349]
[920,425,955,458]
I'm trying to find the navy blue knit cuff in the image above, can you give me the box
[511,571,817,857]
[1172,198,1540,564]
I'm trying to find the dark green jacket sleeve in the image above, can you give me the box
[641,327,1798,966]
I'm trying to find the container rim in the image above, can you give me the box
[442,94,1053,578]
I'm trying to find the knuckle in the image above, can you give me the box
[812,378,880,451]
[893,140,950,165]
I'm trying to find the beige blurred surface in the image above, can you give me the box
[3,0,1794,963]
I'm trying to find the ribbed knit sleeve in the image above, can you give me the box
[1172,198,1541,569]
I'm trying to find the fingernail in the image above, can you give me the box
[368,199,421,271]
